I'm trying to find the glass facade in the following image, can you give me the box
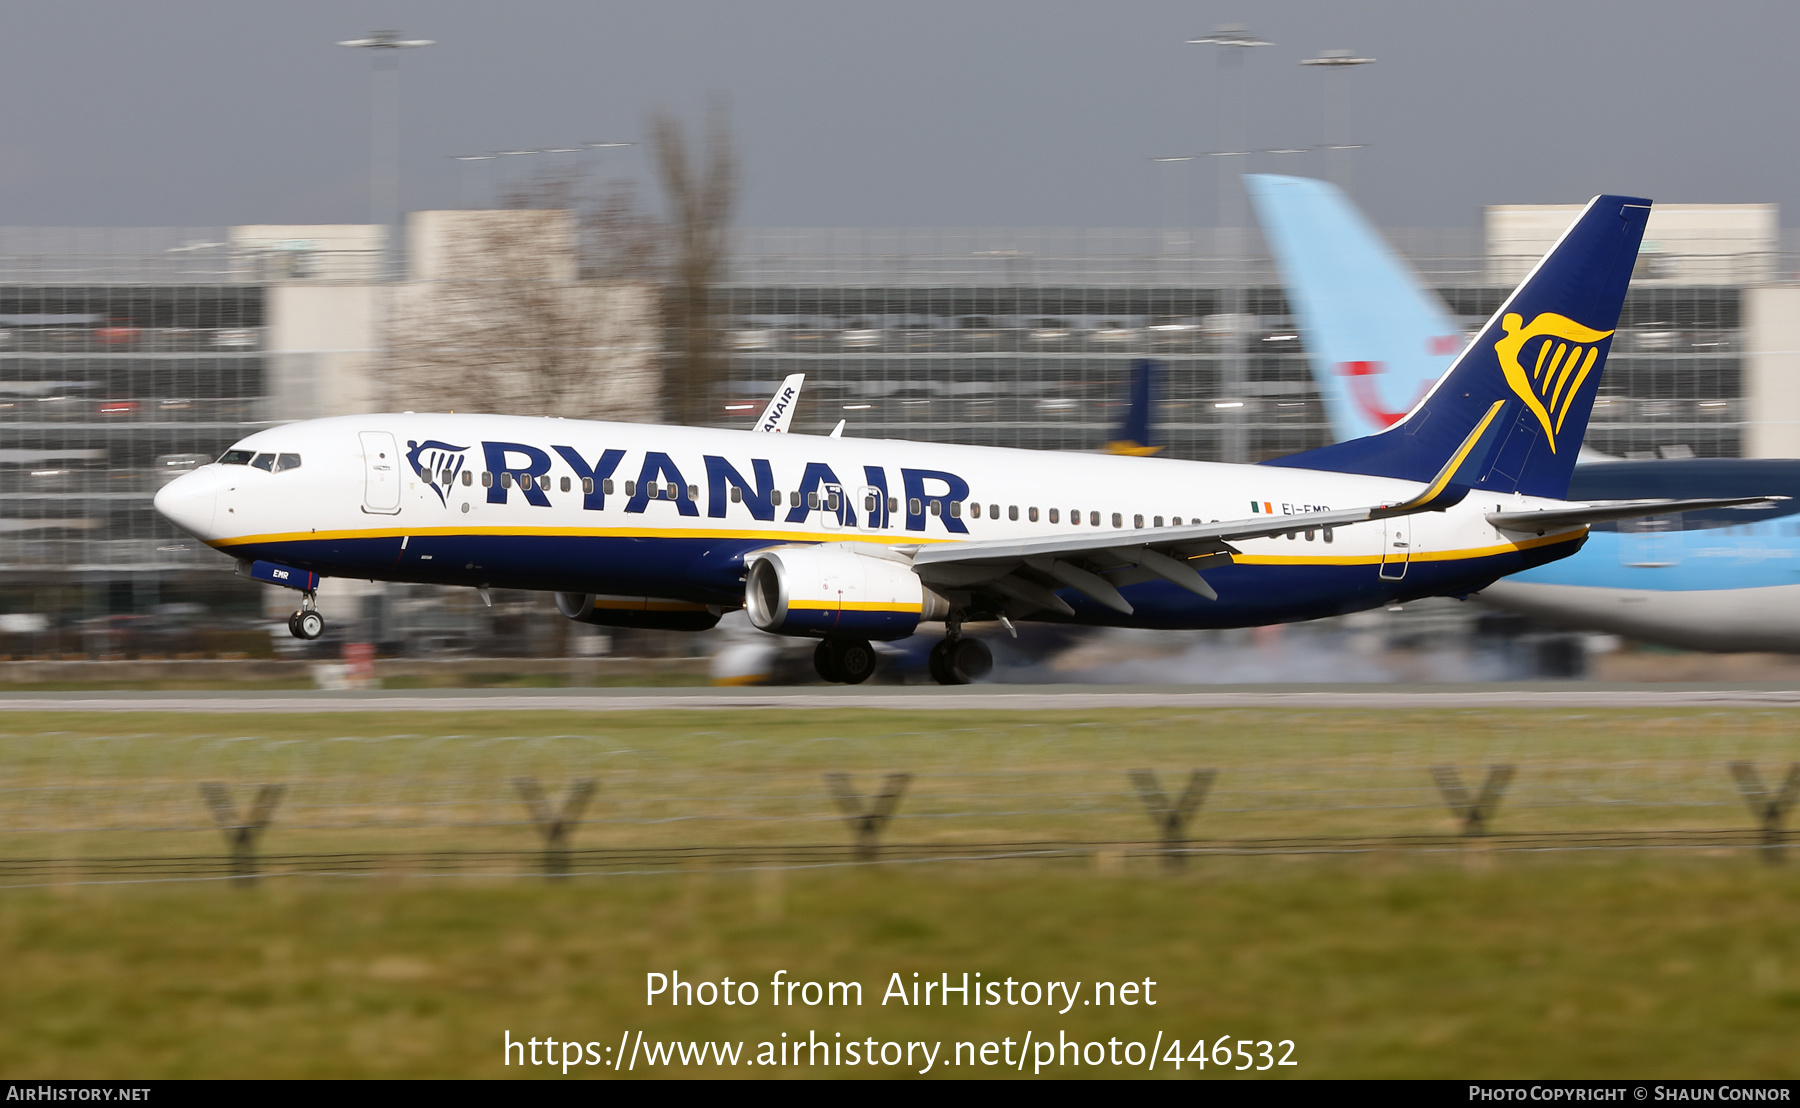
[717,229,1757,465]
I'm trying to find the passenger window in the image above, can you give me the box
[826,490,840,511]
[888,497,899,513]
[808,491,820,510]
[1305,529,1316,541]
[250,453,276,472]
[688,484,698,501]
[989,503,998,519]
[583,477,594,494]
[1029,507,1039,522]
[462,471,473,487]
[1323,526,1334,544]
[1113,512,1123,528]
[732,486,744,504]
[1009,505,1019,521]
[1133,514,1144,528]
[1172,517,1181,526]
[864,494,876,512]
[625,480,635,496]
[1286,530,1296,540]
[908,497,921,515]
[930,500,942,517]
[1090,511,1100,526]
[560,476,571,493]
[970,502,981,519]
[949,501,962,518]
[501,472,514,490]
[1048,508,1059,523]
[603,479,613,494]
[1154,516,1163,527]
[772,490,782,506]
[218,449,254,465]
[275,453,301,472]
[481,471,493,488]
[520,473,534,491]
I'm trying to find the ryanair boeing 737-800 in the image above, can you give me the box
[152,194,1767,684]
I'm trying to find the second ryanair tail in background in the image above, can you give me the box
[1263,191,1651,501]
[1104,359,1163,456]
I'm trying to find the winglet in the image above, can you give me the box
[1373,399,1507,517]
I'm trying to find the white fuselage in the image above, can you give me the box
[155,412,1585,630]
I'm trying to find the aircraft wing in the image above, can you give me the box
[1487,496,1787,533]
[900,403,1506,616]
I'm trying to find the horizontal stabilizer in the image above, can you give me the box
[1487,496,1787,533]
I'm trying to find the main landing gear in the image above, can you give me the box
[814,637,877,685]
[928,626,992,686]
[287,590,325,641]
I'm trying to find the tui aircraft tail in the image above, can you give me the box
[1263,194,1650,499]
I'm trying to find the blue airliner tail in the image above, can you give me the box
[1264,193,1650,499]
[1245,174,1462,441]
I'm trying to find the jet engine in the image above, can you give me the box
[554,592,723,632]
[744,544,949,639]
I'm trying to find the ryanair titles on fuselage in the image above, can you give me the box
[419,435,981,533]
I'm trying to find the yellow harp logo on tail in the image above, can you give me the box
[1493,312,1615,453]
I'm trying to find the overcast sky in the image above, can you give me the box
[1,1,1795,231]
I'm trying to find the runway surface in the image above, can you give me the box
[5,684,1800,712]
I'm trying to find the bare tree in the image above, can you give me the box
[652,99,738,426]
[499,167,664,283]
[385,209,659,421]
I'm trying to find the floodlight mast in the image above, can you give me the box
[338,30,435,278]
[1187,23,1271,464]
[1300,50,1376,191]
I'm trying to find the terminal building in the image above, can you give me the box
[0,205,1793,657]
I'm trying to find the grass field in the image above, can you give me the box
[1,707,1797,1078]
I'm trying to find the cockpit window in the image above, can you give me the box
[274,453,301,473]
[250,453,276,472]
[219,449,255,465]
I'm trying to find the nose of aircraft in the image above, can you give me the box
[153,467,220,540]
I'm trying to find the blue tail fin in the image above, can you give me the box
[1104,358,1163,456]
[1245,174,1463,441]
[1263,195,1650,499]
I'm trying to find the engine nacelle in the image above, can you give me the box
[554,592,723,632]
[744,544,948,640]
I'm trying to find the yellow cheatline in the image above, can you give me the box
[787,599,922,613]
[1102,442,1165,457]
[211,525,961,548]
[1233,529,1582,567]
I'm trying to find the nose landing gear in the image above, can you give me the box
[287,591,325,641]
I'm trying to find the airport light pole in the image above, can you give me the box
[338,30,435,279]
[1300,50,1376,193]
[1188,23,1271,464]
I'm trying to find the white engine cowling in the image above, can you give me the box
[744,544,949,639]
